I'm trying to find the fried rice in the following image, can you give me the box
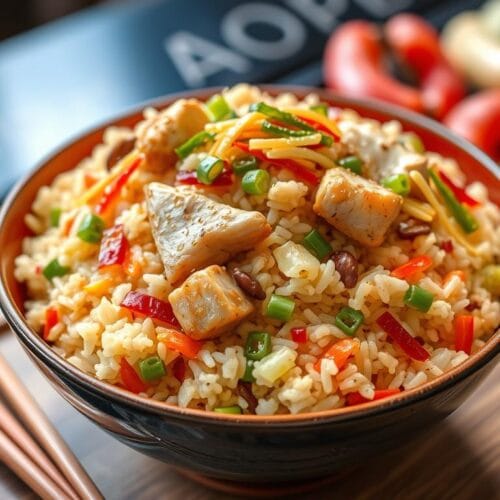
[14,84,500,415]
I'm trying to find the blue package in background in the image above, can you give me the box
[0,0,485,196]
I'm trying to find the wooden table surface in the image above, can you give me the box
[0,330,498,500]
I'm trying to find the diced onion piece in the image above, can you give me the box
[253,347,297,385]
[273,241,320,280]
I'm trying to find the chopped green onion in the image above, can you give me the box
[241,169,270,195]
[310,103,329,116]
[404,285,434,312]
[261,121,314,138]
[175,131,214,159]
[77,214,105,243]
[400,132,425,154]
[241,359,256,383]
[249,102,332,146]
[214,405,242,414]
[42,258,70,281]
[381,173,411,196]
[233,156,258,176]
[139,356,165,381]
[266,294,295,322]
[335,307,364,336]
[196,155,224,184]
[206,94,236,121]
[337,155,363,175]
[302,229,332,260]
[245,332,272,361]
[49,208,62,228]
[428,169,479,234]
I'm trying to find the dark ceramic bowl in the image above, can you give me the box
[0,86,498,485]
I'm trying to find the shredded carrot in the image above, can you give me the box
[314,338,360,372]
[443,270,466,286]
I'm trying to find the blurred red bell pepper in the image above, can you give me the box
[121,291,180,329]
[43,307,59,341]
[346,388,401,406]
[120,358,148,394]
[98,224,129,269]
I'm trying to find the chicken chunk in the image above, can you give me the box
[313,169,402,247]
[145,183,272,284]
[168,265,254,340]
[136,99,208,171]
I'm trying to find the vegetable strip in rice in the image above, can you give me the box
[15,83,499,416]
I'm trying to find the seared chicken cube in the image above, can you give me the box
[168,265,254,340]
[313,169,402,247]
[136,99,208,171]
[145,183,271,284]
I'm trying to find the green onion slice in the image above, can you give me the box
[245,332,272,361]
[77,214,105,243]
[381,173,411,196]
[241,359,256,383]
[42,258,70,281]
[302,229,332,260]
[206,94,236,121]
[310,103,329,116]
[266,294,295,322]
[337,155,363,175]
[404,285,434,312]
[335,307,364,336]
[49,208,62,228]
[175,131,214,159]
[139,356,165,381]
[214,405,242,414]
[196,155,225,184]
[233,156,258,177]
[241,169,270,195]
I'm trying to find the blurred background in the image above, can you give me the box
[0,0,497,197]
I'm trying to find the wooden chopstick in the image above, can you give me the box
[0,428,70,500]
[0,354,103,500]
[0,401,78,499]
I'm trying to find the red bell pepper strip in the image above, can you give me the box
[121,291,180,328]
[440,240,454,254]
[98,224,129,269]
[454,315,474,355]
[377,311,430,361]
[172,357,187,382]
[95,156,142,215]
[290,327,307,344]
[314,338,360,372]
[443,89,500,162]
[346,388,401,406]
[385,14,466,119]
[43,307,59,341]
[162,329,202,360]
[234,142,320,186]
[391,255,433,281]
[437,170,479,207]
[176,169,233,187]
[120,358,148,394]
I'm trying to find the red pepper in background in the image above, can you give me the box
[176,169,233,187]
[324,21,424,113]
[121,291,180,329]
[377,311,430,361]
[437,171,479,207]
[391,255,433,281]
[95,156,142,215]
[346,388,401,406]
[443,89,500,163]
[162,330,202,360]
[454,315,474,354]
[440,240,454,254]
[291,327,307,344]
[385,14,466,119]
[234,142,320,186]
[172,357,187,382]
[119,358,148,394]
[98,224,129,269]
[43,307,59,341]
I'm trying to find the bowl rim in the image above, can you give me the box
[0,84,498,426]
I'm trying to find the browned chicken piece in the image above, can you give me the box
[145,183,272,284]
[168,265,254,340]
[136,99,208,171]
[313,169,402,247]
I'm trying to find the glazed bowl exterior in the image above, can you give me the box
[0,86,498,483]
